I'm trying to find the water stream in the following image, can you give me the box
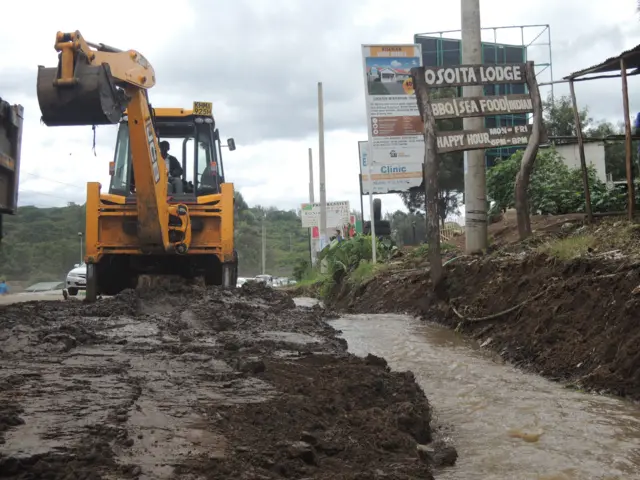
[296,299,640,480]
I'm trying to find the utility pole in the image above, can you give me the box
[318,82,327,250]
[461,0,488,253]
[78,232,83,264]
[261,213,266,275]
[308,147,317,266]
[308,148,314,204]
[366,147,377,264]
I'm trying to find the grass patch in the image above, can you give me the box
[538,234,597,260]
[296,268,326,287]
[408,242,457,260]
[349,261,390,286]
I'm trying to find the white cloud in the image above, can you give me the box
[1,0,639,224]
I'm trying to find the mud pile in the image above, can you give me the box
[332,254,640,400]
[0,283,440,479]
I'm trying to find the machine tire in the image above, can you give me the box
[373,198,382,221]
[230,250,239,287]
[67,287,79,296]
[374,220,392,236]
[363,220,391,236]
[204,255,223,286]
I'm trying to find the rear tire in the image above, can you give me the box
[204,255,223,286]
[230,250,238,287]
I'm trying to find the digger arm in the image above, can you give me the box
[37,31,171,252]
[51,31,155,89]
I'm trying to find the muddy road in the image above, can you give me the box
[0,283,441,479]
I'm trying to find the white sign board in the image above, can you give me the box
[301,201,350,228]
[361,44,424,192]
[359,140,422,194]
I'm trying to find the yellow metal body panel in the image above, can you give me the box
[85,182,235,266]
[124,107,204,118]
[54,31,155,89]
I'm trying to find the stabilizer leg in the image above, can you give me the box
[86,263,98,303]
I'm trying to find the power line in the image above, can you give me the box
[20,171,83,190]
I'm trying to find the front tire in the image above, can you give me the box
[67,287,79,296]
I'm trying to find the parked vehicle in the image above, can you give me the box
[65,263,87,296]
[254,274,274,286]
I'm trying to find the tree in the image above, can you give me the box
[486,147,628,216]
[385,210,426,246]
[585,121,639,181]
[1,194,313,284]
[543,92,592,137]
[488,149,582,215]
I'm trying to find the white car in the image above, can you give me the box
[254,274,274,286]
[65,263,87,296]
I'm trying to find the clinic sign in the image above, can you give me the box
[421,63,536,153]
[358,140,422,194]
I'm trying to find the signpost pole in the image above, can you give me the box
[318,82,328,256]
[367,146,377,264]
[261,213,266,275]
[359,174,365,227]
[461,0,488,254]
[308,148,316,265]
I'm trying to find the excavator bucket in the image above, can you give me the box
[36,61,128,127]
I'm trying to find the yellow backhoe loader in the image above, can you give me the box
[36,31,238,302]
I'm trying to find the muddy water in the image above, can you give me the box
[327,311,640,480]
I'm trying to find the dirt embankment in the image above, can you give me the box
[0,282,448,479]
[330,252,640,400]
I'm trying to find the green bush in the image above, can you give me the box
[487,147,637,216]
[316,234,397,283]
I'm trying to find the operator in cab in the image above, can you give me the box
[160,140,184,194]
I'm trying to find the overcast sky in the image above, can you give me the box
[2,0,640,218]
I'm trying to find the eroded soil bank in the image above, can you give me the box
[0,283,443,479]
[328,253,640,400]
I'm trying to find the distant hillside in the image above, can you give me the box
[0,192,310,284]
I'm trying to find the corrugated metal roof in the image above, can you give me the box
[565,43,640,79]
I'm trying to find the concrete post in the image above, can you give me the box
[461,0,488,253]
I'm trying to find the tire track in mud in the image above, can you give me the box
[0,283,446,479]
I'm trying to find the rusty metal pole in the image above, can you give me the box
[569,79,593,223]
[620,57,635,221]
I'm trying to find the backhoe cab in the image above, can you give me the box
[87,106,238,298]
[35,31,238,301]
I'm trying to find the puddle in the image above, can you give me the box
[330,313,640,480]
